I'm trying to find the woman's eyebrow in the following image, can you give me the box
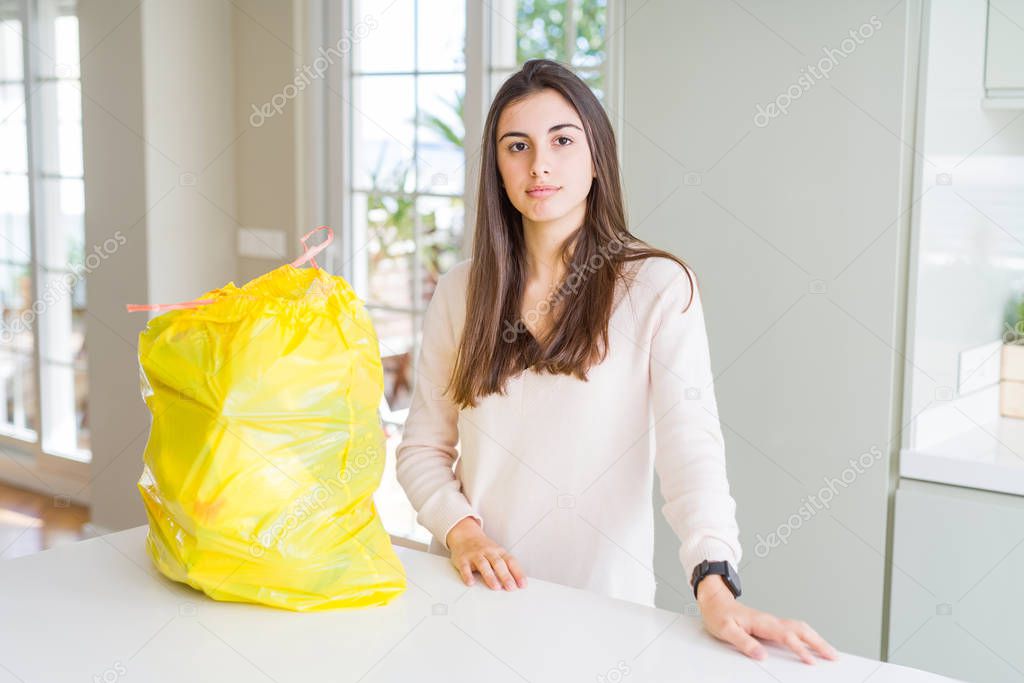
[497,123,583,142]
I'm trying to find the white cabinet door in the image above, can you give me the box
[889,478,1024,681]
[985,0,1024,97]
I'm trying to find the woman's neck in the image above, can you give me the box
[522,205,585,287]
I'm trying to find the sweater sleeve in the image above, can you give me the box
[394,268,482,551]
[648,265,743,591]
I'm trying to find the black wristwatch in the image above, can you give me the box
[691,560,742,600]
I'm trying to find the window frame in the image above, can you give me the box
[0,0,90,482]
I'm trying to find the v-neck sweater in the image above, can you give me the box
[394,255,743,607]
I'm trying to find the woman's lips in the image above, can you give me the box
[526,186,560,198]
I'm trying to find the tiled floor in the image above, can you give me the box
[0,482,90,560]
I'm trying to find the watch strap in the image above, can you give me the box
[691,559,742,599]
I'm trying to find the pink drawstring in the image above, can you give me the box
[126,299,216,313]
[126,226,335,313]
[290,225,333,270]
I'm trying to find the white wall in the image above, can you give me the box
[79,0,151,530]
[622,0,912,658]
[75,0,300,530]
[141,0,237,306]
[233,0,301,283]
[82,0,238,529]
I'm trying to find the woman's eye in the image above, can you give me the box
[507,137,572,152]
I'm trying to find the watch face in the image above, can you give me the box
[726,563,742,595]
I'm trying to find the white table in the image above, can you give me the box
[0,525,963,682]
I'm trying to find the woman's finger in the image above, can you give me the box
[748,613,791,643]
[455,560,475,586]
[750,616,817,665]
[473,554,502,590]
[782,631,815,665]
[715,620,766,660]
[485,552,518,590]
[504,554,528,588]
[796,623,840,660]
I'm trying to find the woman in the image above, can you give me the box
[395,59,838,666]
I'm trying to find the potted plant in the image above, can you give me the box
[1000,293,1024,418]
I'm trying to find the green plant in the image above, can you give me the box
[364,85,466,302]
[518,0,607,92]
[1004,292,1024,345]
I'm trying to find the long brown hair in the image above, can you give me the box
[447,58,695,409]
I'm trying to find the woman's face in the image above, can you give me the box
[495,88,595,230]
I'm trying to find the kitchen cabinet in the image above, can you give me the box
[984,0,1024,105]
[889,478,1024,681]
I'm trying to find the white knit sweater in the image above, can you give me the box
[394,256,743,607]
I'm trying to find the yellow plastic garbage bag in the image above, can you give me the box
[127,226,407,611]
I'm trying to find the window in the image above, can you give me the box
[337,0,467,545]
[329,0,617,544]
[0,0,89,464]
[490,0,611,101]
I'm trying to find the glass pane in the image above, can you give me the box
[39,268,88,459]
[0,262,33,344]
[40,360,74,454]
[488,69,515,102]
[351,75,416,193]
[33,80,82,177]
[0,84,27,174]
[0,350,36,437]
[70,261,84,309]
[0,259,36,437]
[517,0,568,63]
[40,360,88,460]
[71,275,84,358]
[53,13,80,80]
[74,361,88,452]
[0,173,31,264]
[38,177,84,269]
[376,430,430,543]
[417,0,464,71]
[0,14,24,81]
[28,0,79,79]
[573,0,606,69]
[578,69,604,102]
[352,0,414,73]
[416,75,465,194]
[488,0,520,71]
[370,308,415,409]
[371,306,423,540]
[417,195,464,307]
[364,191,414,309]
[38,270,80,365]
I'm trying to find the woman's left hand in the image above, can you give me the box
[696,575,840,665]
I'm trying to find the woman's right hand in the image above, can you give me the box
[445,517,528,592]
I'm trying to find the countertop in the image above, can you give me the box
[901,416,1024,497]
[0,525,964,682]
